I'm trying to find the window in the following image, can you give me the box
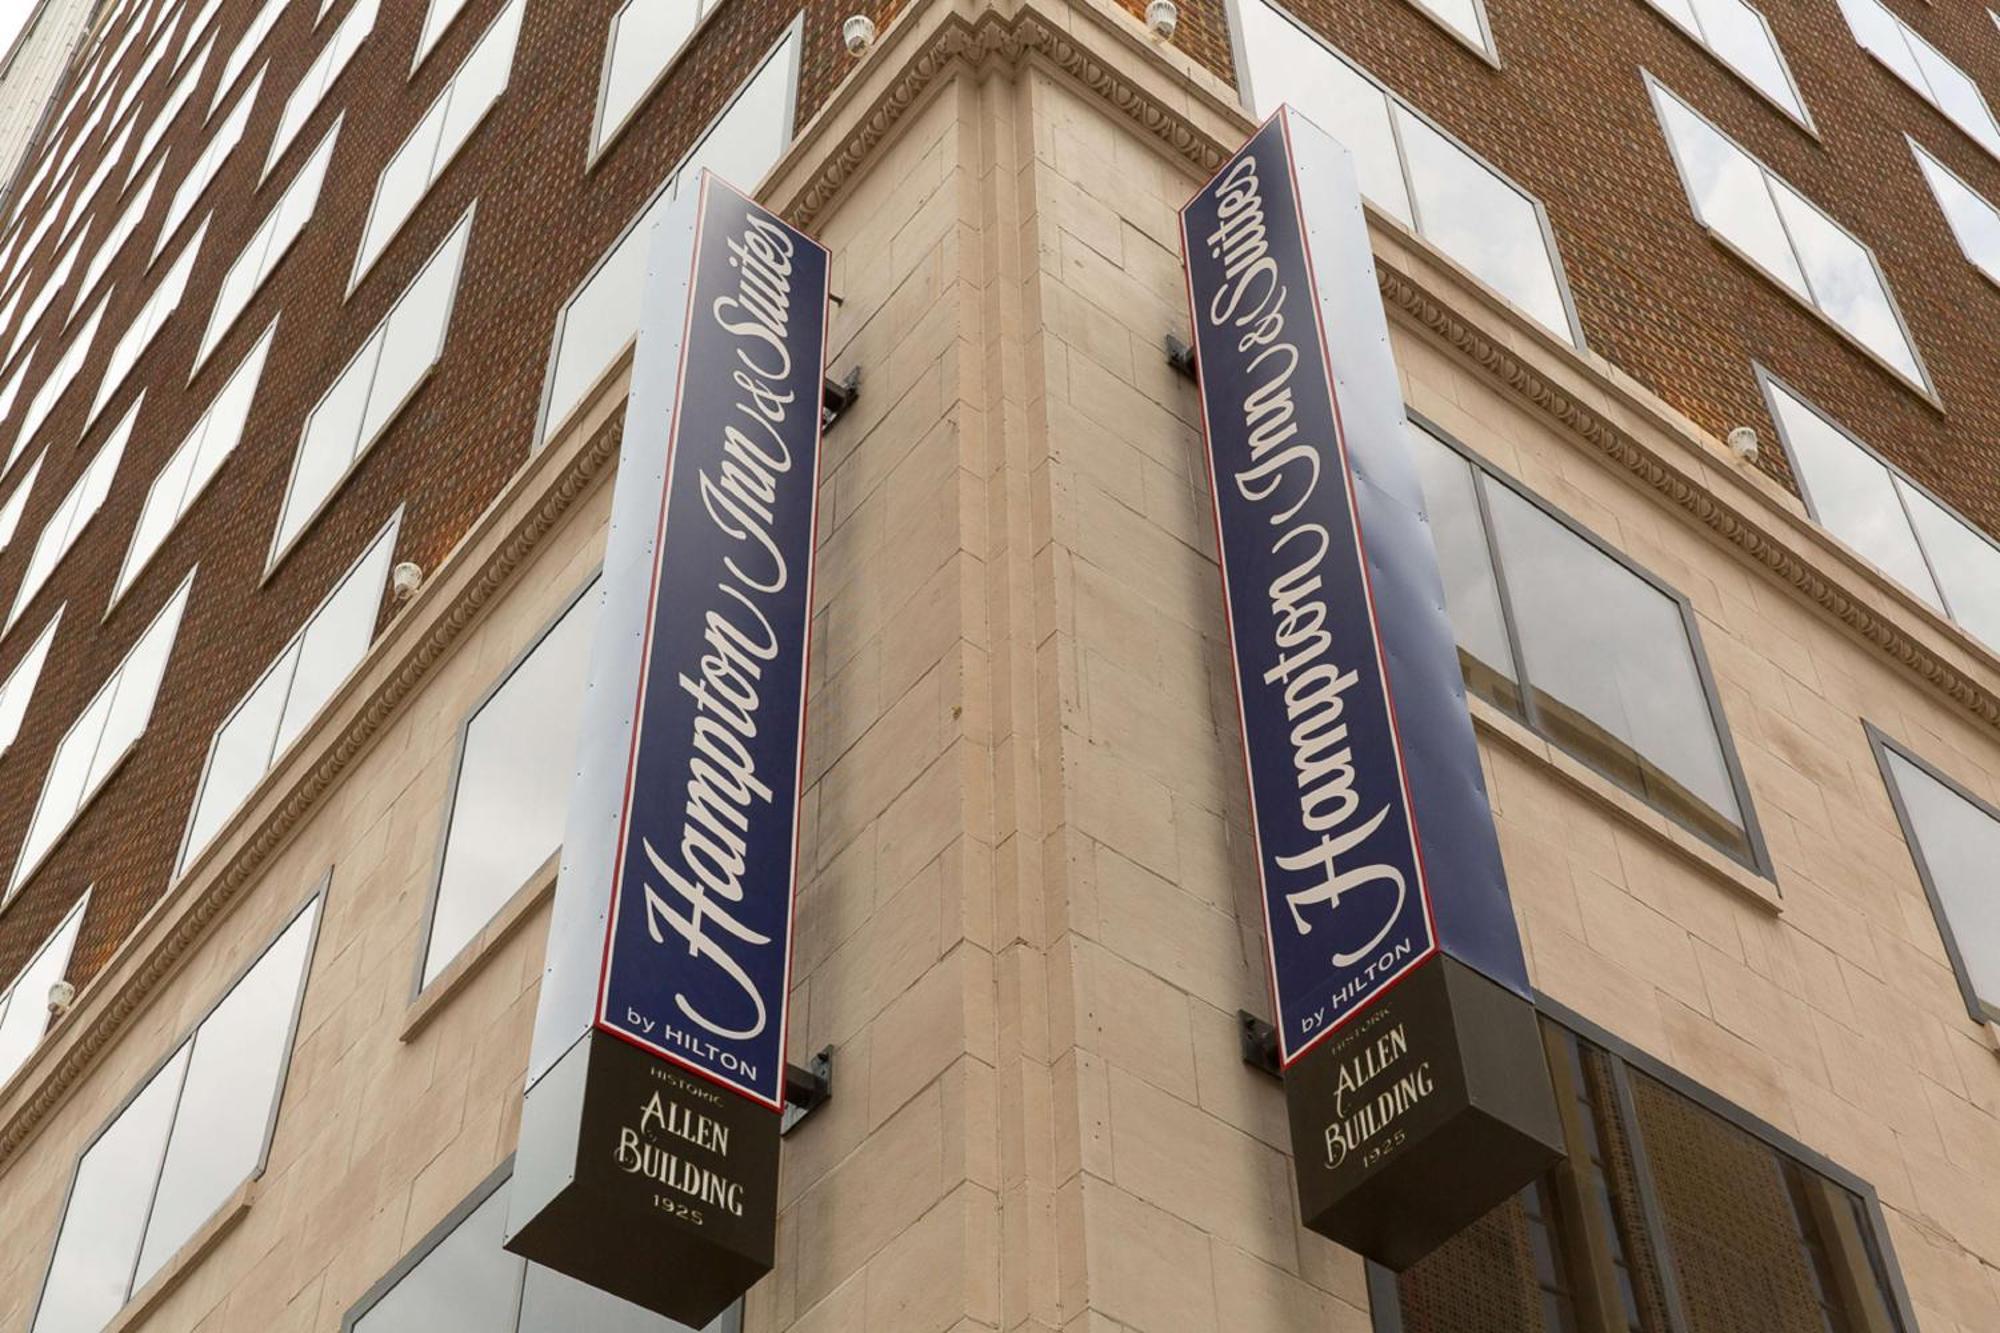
[181,514,396,871]
[3,232,82,373]
[0,891,86,1090]
[1406,419,1762,865]
[118,323,274,606]
[1835,0,2000,162]
[103,8,180,132]
[8,573,193,902]
[89,218,206,430]
[343,1167,739,1333]
[10,399,137,632]
[154,68,261,261]
[12,297,108,463]
[273,208,471,564]
[210,0,293,117]
[1872,732,2000,1024]
[0,608,62,757]
[1376,1018,1910,1333]
[128,32,213,191]
[0,345,34,442]
[1648,76,1930,393]
[53,119,132,256]
[74,158,163,319]
[0,453,44,553]
[350,0,520,288]
[1402,0,1492,55]
[423,578,600,986]
[31,892,319,1331]
[592,0,723,158]
[1231,0,1577,344]
[411,0,471,70]
[197,124,337,372]
[541,24,799,441]
[1761,371,2000,650]
[1908,137,2000,289]
[264,0,373,179]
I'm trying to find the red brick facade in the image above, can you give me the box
[0,0,1997,1019]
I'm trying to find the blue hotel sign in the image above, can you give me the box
[592,175,825,1113]
[1181,110,1562,1267]
[509,172,826,1325]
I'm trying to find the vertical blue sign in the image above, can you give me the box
[594,174,828,1110]
[1180,110,1528,1066]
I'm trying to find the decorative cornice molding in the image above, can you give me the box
[1375,264,2000,733]
[784,6,1226,228]
[0,414,626,1168]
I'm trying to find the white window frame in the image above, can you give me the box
[74,158,164,321]
[196,124,339,374]
[116,322,277,609]
[1226,0,1585,347]
[153,66,262,263]
[27,887,322,1333]
[9,397,139,632]
[538,19,803,445]
[410,0,472,74]
[1835,0,2000,163]
[588,0,728,163]
[128,31,214,191]
[180,513,398,875]
[89,219,207,432]
[6,571,195,904]
[209,0,294,118]
[12,297,109,465]
[1647,73,1935,399]
[0,606,64,758]
[1908,135,2000,291]
[263,0,373,180]
[417,573,599,988]
[0,453,44,555]
[348,0,520,292]
[1759,366,2000,651]
[0,889,88,1092]
[272,206,474,571]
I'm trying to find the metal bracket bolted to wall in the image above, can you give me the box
[821,367,862,431]
[780,1047,835,1136]
[1238,1011,1282,1081]
[1165,333,1199,383]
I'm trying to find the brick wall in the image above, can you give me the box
[1159,0,2000,537]
[0,0,835,989]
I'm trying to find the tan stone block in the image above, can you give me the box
[1080,1176,1219,1332]
[1071,937,1196,1096]
[1659,997,1796,1137]
[1692,940,1825,1085]
[1088,843,1250,1014]
[869,949,975,1127]
[1188,998,1288,1153]
[791,1085,947,1308]
[1071,754,1178,885]
[1106,1064,1297,1268]
[864,1183,986,1332]
[1210,1238,1356,1331]
[1575,875,1707,1012]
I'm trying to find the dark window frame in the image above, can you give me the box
[411,569,600,999]
[28,875,327,1330]
[1865,720,2000,1026]
[1367,994,1920,1332]
[340,1155,747,1331]
[1409,411,1773,877]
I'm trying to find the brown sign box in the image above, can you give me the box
[1283,954,1564,1269]
[506,1028,781,1325]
